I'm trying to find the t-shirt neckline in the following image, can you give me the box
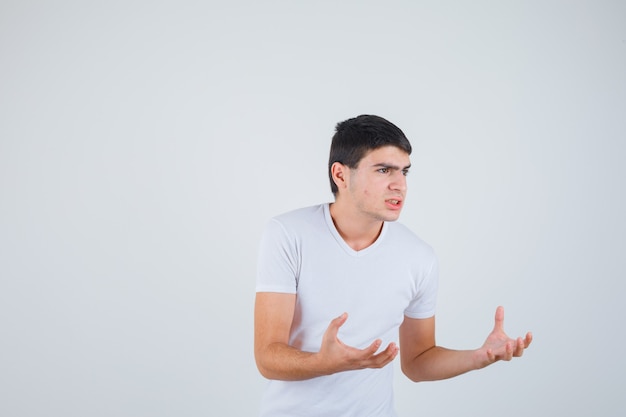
[323,203,387,257]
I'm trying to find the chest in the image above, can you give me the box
[293,245,418,340]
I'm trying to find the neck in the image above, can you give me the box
[329,201,383,251]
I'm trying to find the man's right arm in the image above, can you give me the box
[254,292,399,381]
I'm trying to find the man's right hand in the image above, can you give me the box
[318,312,399,375]
[254,293,398,381]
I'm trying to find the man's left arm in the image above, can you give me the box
[399,306,532,382]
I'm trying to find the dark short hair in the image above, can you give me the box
[328,115,412,195]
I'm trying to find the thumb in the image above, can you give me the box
[326,312,348,338]
[493,306,505,332]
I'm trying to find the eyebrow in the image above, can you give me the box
[372,163,412,171]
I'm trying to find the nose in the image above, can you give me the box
[390,171,407,192]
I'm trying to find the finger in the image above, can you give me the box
[330,312,348,331]
[377,342,399,360]
[366,343,399,368]
[525,332,533,348]
[504,341,513,361]
[513,337,525,357]
[361,338,383,356]
[325,313,348,340]
[493,306,505,332]
[341,340,385,368]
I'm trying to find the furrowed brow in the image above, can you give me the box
[372,163,411,170]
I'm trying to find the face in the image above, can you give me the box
[341,146,411,222]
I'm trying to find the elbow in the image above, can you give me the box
[401,365,423,383]
[257,366,273,380]
[254,350,272,379]
[256,364,275,380]
[255,361,268,379]
[400,359,427,383]
[254,348,281,380]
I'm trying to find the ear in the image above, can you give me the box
[331,162,349,192]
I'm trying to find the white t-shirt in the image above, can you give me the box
[256,204,438,417]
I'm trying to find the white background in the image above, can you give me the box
[1,1,624,416]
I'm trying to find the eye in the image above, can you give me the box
[377,168,389,174]
[402,169,410,176]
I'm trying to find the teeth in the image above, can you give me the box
[389,200,399,204]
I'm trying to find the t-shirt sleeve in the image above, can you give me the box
[404,254,439,319]
[255,218,299,294]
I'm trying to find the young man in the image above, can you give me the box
[254,115,532,417]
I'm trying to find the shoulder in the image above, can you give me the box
[260,204,329,257]
[260,204,328,242]
[270,204,327,230]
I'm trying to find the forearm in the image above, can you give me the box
[401,346,480,382]
[255,342,328,381]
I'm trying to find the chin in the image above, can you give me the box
[381,212,402,222]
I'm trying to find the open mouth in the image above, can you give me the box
[386,199,402,208]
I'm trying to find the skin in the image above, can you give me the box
[254,145,532,382]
